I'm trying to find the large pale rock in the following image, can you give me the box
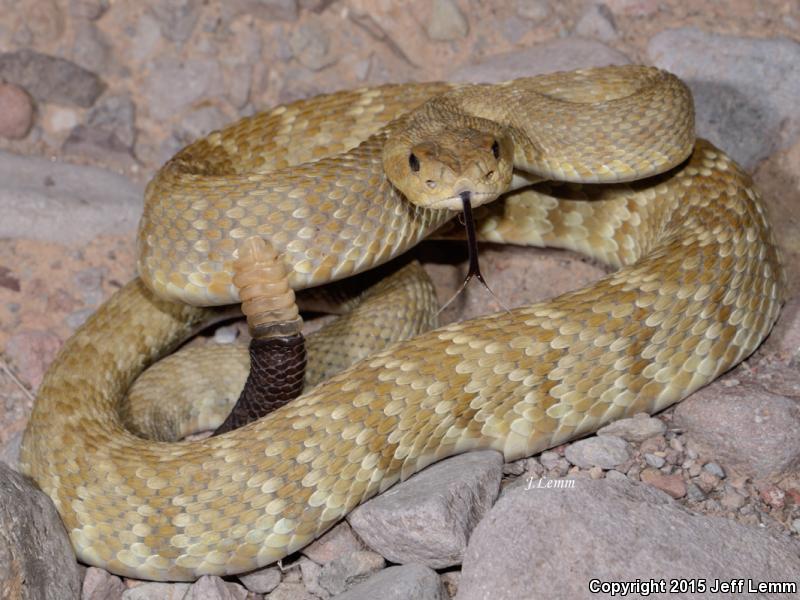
[348,451,502,568]
[335,564,444,600]
[0,462,81,600]
[673,377,800,479]
[458,478,800,599]
[649,29,800,170]
[0,151,143,244]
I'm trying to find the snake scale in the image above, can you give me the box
[20,66,785,581]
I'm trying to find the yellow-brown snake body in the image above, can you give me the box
[20,66,785,581]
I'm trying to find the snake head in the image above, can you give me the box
[383,116,514,211]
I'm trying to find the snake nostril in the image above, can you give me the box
[426,180,436,189]
[485,170,494,180]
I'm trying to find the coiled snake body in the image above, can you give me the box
[20,66,784,581]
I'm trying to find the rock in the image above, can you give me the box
[150,0,201,43]
[0,151,143,244]
[0,83,34,140]
[238,564,281,594]
[639,468,686,499]
[4,330,62,390]
[42,105,80,135]
[514,0,551,21]
[64,93,137,162]
[289,18,336,71]
[440,571,459,599]
[648,29,800,170]
[0,431,23,471]
[348,451,503,568]
[18,0,65,46]
[297,557,328,599]
[604,0,659,17]
[69,0,109,20]
[130,13,163,63]
[0,49,105,108]
[334,564,444,600]
[298,0,336,12]
[673,378,800,479]
[226,0,299,22]
[143,56,224,121]
[597,413,666,442]
[564,435,630,469]
[71,20,112,73]
[266,581,317,599]
[317,550,384,596]
[574,4,618,42]
[183,575,249,600]
[703,461,726,479]
[459,478,800,599]
[452,37,630,83]
[643,453,665,469]
[81,567,125,600]
[121,583,190,599]
[177,105,229,142]
[426,0,469,42]
[0,462,81,599]
[302,521,365,565]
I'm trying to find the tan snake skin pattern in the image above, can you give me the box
[20,66,785,581]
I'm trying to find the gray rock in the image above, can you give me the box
[143,56,224,121]
[71,20,112,73]
[318,550,384,596]
[0,151,143,244]
[69,0,109,20]
[298,556,329,599]
[703,461,726,479]
[574,4,618,42]
[177,105,229,142]
[130,13,163,62]
[673,379,800,479]
[289,18,336,71]
[81,567,125,600]
[0,430,23,471]
[644,453,665,469]
[0,49,105,108]
[302,521,365,565]
[238,565,281,594]
[183,575,249,599]
[348,451,503,568]
[334,564,444,600]
[0,462,81,600]
[150,0,201,43]
[514,0,551,21]
[64,93,137,162]
[648,28,800,169]
[0,83,34,140]
[426,0,469,42]
[121,583,190,599]
[266,581,317,599]
[564,435,630,469]
[597,413,666,442]
[226,0,299,22]
[459,478,800,599]
[298,0,337,12]
[452,37,630,83]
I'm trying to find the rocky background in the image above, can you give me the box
[1,1,800,599]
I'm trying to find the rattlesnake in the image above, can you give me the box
[20,66,784,581]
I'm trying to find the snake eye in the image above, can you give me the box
[491,140,500,160]
[409,153,420,173]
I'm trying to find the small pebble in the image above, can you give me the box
[720,488,746,510]
[686,483,706,501]
[564,435,630,469]
[703,462,726,478]
[0,82,34,139]
[640,468,687,499]
[644,453,665,469]
[791,519,800,534]
[539,451,562,470]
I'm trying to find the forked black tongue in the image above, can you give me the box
[438,191,510,315]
